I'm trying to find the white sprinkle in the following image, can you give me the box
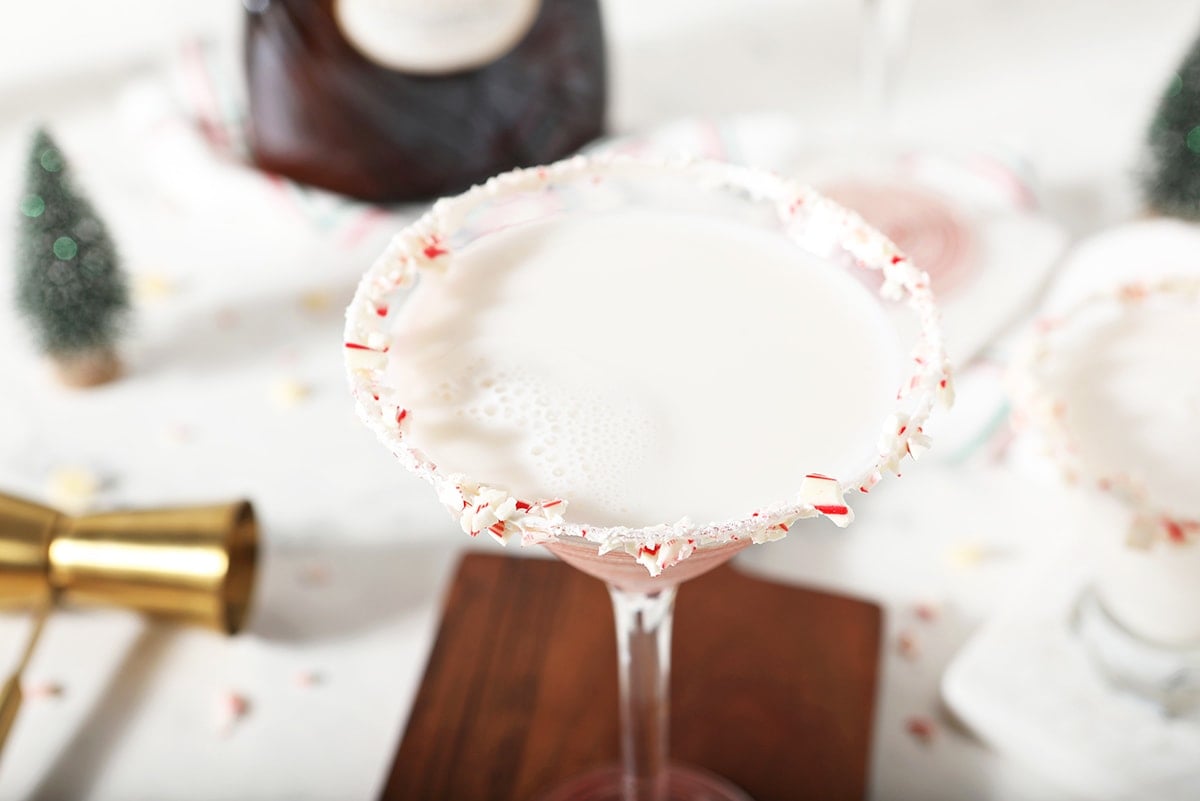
[271,379,311,409]
[133,272,176,303]
[47,467,100,514]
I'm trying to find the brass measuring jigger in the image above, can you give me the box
[0,492,258,631]
[0,491,259,760]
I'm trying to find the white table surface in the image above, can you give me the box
[1,1,1197,799]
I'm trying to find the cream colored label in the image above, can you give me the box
[334,0,540,75]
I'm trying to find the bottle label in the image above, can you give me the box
[334,0,541,75]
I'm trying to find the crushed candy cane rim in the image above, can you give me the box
[344,154,954,575]
[1011,276,1200,548]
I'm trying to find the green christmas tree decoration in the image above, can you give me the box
[16,128,129,386]
[1142,34,1200,219]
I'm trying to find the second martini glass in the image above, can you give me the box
[345,156,951,800]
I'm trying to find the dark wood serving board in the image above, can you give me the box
[380,553,881,801]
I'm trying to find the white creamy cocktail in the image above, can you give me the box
[1017,279,1200,646]
[345,156,951,800]
[1014,277,1200,717]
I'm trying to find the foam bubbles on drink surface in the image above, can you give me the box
[427,356,652,520]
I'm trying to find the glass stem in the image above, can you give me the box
[609,583,677,801]
[860,0,913,134]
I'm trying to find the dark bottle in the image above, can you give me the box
[243,0,607,203]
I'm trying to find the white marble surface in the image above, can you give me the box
[943,523,1200,801]
[1,1,1198,799]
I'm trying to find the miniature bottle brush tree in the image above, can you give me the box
[16,129,128,387]
[1143,32,1200,219]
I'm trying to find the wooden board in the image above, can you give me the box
[380,553,881,801]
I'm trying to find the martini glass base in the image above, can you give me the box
[538,764,753,801]
[1074,587,1200,718]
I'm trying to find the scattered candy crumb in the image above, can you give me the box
[913,603,940,622]
[271,379,311,409]
[132,272,176,303]
[299,289,334,314]
[23,680,64,699]
[944,542,986,570]
[159,423,192,447]
[897,630,921,660]
[298,564,330,586]
[293,670,322,688]
[217,690,250,733]
[214,308,239,329]
[47,466,100,514]
[986,426,1016,464]
[905,715,938,745]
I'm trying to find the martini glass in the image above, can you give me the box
[860,0,913,132]
[1012,277,1200,715]
[344,156,950,800]
[803,0,994,338]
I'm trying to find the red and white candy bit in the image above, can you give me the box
[897,630,920,661]
[1128,515,1200,549]
[905,426,932,460]
[1164,518,1200,544]
[459,487,515,539]
[634,542,662,573]
[913,602,941,622]
[420,235,450,263]
[1033,316,1059,336]
[905,715,938,745]
[23,680,64,699]
[384,406,410,432]
[632,538,696,576]
[369,260,414,296]
[1117,282,1148,303]
[215,307,239,329]
[486,521,509,543]
[296,671,324,690]
[217,690,250,733]
[937,374,956,408]
[344,339,389,371]
[298,562,331,586]
[858,469,883,495]
[878,413,929,475]
[451,481,567,545]
[799,474,853,527]
[749,515,795,543]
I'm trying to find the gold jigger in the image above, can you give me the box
[0,494,57,608]
[47,501,258,635]
[0,491,258,763]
